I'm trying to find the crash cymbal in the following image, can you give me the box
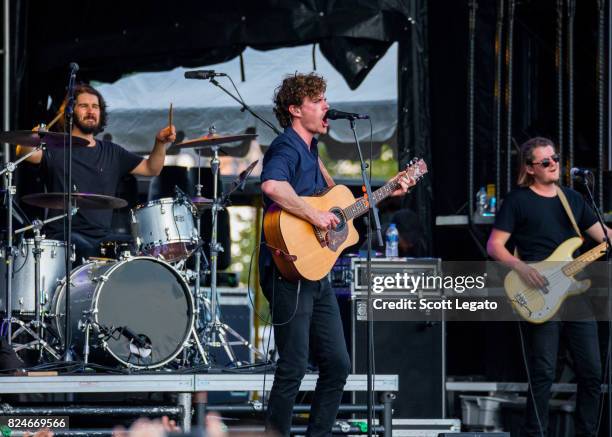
[190,196,213,211]
[0,130,89,148]
[22,193,128,210]
[174,133,257,150]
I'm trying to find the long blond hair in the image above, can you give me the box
[517,137,557,187]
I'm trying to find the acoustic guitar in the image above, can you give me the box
[263,158,428,281]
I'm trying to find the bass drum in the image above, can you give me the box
[53,257,194,369]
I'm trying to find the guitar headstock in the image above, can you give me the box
[403,158,428,186]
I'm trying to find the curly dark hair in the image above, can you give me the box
[273,72,327,128]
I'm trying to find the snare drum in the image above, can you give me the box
[53,256,194,369]
[131,198,197,262]
[0,239,67,314]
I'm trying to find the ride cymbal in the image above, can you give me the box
[22,193,128,210]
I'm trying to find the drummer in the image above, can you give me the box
[18,83,176,263]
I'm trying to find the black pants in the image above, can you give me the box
[522,321,602,437]
[261,268,351,437]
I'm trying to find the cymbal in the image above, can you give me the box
[174,133,257,150]
[0,130,90,148]
[22,193,128,210]
[190,196,213,212]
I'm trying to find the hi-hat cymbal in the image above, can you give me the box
[22,193,128,210]
[0,130,90,148]
[190,196,213,212]
[174,133,257,150]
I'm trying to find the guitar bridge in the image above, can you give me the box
[513,292,532,316]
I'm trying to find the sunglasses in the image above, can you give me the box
[529,154,560,168]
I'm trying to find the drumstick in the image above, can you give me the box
[46,110,64,130]
[16,109,65,154]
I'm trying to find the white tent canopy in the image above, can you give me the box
[96,43,398,155]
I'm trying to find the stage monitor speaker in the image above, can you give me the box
[352,319,444,418]
[340,257,445,419]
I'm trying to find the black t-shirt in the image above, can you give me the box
[493,186,598,262]
[41,139,143,238]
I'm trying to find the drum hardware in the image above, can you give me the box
[76,313,96,365]
[0,140,50,344]
[177,127,264,366]
[5,212,76,361]
[9,318,61,360]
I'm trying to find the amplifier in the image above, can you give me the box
[351,257,443,298]
[342,257,446,419]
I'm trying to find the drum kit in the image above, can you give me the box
[0,127,264,370]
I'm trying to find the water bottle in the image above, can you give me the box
[485,196,497,216]
[476,187,487,216]
[385,223,399,258]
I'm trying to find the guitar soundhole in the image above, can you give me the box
[330,208,346,231]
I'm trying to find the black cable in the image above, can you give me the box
[12,238,28,275]
[246,243,299,327]
[517,321,545,437]
[226,75,247,108]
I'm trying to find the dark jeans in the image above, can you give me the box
[522,321,602,437]
[261,268,351,437]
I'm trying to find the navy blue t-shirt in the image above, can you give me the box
[493,186,597,262]
[259,127,328,273]
[41,139,143,238]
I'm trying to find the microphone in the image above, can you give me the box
[570,167,593,178]
[324,109,370,121]
[184,70,225,80]
[120,326,149,349]
[69,62,79,73]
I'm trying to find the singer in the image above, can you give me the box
[258,72,412,436]
[487,137,612,437]
[17,83,176,263]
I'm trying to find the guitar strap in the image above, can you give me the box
[556,185,582,238]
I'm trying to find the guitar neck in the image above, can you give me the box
[343,179,400,221]
[562,241,608,277]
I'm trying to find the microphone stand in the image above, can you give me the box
[208,76,281,136]
[63,66,77,361]
[577,174,612,435]
[348,117,382,437]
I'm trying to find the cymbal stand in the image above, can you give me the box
[200,133,265,365]
[207,140,223,351]
[0,142,45,344]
